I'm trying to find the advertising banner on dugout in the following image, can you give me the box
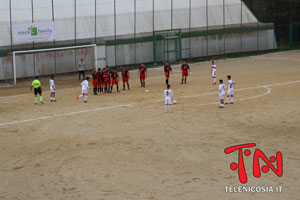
[12,22,56,43]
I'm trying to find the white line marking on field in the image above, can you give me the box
[0,80,299,127]
[0,103,135,126]
[0,71,182,99]
[182,86,271,107]
[252,56,300,61]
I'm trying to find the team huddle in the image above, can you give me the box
[91,66,130,95]
[30,60,234,110]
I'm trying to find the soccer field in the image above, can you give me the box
[0,50,299,200]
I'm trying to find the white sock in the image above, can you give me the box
[213,78,216,83]
[222,104,224,107]
[165,105,168,112]
[79,95,83,98]
[231,98,234,103]
[227,97,229,103]
[50,97,53,101]
[169,106,172,112]
[53,97,56,101]
[84,95,88,102]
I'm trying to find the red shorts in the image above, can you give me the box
[93,79,97,87]
[182,71,189,77]
[97,81,102,86]
[140,74,146,81]
[112,79,118,85]
[165,73,170,79]
[122,77,129,83]
[106,79,111,85]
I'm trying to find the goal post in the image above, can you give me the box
[11,44,97,85]
[153,29,182,64]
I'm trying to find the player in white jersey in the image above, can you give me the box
[77,77,90,103]
[49,75,56,102]
[219,79,227,108]
[164,85,174,113]
[226,75,235,104]
[211,60,217,85]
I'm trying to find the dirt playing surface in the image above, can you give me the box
[0,50,299,200]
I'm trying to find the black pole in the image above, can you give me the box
[9,0,13,82]
[189,0,191,59]
[74,0,77,69]
[9,0,13,52]
[114,0,117,66]
[134,0,137,63]
[51,0,57,73]
[171,0,173,30]
[95,0,97,44]
[31,0,34,49]
[206,0,208,56]
[75,0,77,45]
[223,0,226,54]
[153,0,155,32]
[257,0,260,51]
[31,0,36,76]
[241,0,243,52]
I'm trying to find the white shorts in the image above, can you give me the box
[165,97,172,105]
[227,89,234,96]
[219,92,225,100]
[212,72,216,77]
[82,89,88,95]
[50,88,55,93]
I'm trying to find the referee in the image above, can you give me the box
[30,76,43,104]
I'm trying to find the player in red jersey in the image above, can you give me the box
[102,69,108,93]
[111,68,120,93]
[105,66,111,93]
[181,60,190,84]
[121,66,130,90]
[164,61,173,86]
[101,68,106,94]
[138,63,147,88]
[96,68,103,94]
[92,68,98,95]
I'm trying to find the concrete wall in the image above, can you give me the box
[0,29,276,82]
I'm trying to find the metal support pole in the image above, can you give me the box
[31,0,36,76]
[171,0,173,30]
[240,1,243,52]
[9,0,14,83]
[94,44,98,69]
[153,0,155,32]
[206,0,208,56]
[223,0,226,54]
[75,0,77,69]
[9,0,13,52]
[179,29,182,60]
[134,0,137,63]
[51,0,57,73]
[153,0,156,64]
[95,0,97,44]
[13,52,16,85]
[114,0,117,66]
[75,0,77,45]
[188,0,191,59]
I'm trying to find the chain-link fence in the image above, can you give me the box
[244,0,300,49]
[0,0,299,82]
